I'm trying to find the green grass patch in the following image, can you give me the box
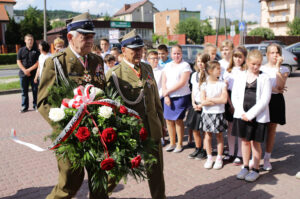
[0,81,20,91]
[0,75,18,80]
[0,64,18,70]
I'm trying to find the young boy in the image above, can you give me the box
[104,54,116,70]
[110,47,120,65]
[147,51,166,145]
[157,44,171,68]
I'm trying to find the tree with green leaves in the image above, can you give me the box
[20,6,51,41]
[248,27,275,40]
[51,21,65,29]
[175,18,214,44]
[287,17,300,36]
[5,16,22,45]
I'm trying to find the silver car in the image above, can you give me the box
[244,44,298,75]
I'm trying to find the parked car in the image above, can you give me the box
[244,44,298,75]
[260,40,286,47]
[167,44,221,67]
[285,42,300,69]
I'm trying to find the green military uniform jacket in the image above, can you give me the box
[37,46,106,125]
[106,60,165,141]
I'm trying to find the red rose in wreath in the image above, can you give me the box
[100,158,115,170]
[139,127,147,141]
[101,127,117,143]
[131,155,142,168]
[75,127,91,142]
[119,105,128,114]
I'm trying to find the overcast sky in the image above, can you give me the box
[15,0,261,22]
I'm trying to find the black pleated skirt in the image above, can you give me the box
[232,118,268,143]
[269,93,286,125]
[185,106,202,131]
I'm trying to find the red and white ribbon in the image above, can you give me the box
[61,84,95,109]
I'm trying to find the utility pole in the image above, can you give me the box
[240,0,245,45]
[43,0,47,41]
[215,0,228,46]
[216,0,222,46]
[223,0,228,39]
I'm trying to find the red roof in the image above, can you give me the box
[114,0,150,17]
[0,0,16,4]
[0,4,9,22]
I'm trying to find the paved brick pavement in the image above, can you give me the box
[1,71,300,199]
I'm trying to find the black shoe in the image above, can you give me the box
[20,107,28,113]
[223,155,235,163]
[188,148,200,159]
[195,149,207,160]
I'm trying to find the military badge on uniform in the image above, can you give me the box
[84,70,92,82]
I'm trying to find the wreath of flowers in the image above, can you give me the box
[47,81,157,193]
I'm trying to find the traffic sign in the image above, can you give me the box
[239,22,246,31]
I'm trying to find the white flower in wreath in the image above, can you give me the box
[49,108,65,122]
[98,106,113,119]
[91,87,104,96]
[92,127,99,135]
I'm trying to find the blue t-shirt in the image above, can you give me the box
[158,58,172,68]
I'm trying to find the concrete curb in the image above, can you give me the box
[0,89,31,95]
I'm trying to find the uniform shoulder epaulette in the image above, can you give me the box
[111,64,121,71]
[52,51,66,59]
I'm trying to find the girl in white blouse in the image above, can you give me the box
[200,61,228,170]
[232,50,272,182]
[223,46,247,165]
[162,45,192,153]
[260,44,289,171]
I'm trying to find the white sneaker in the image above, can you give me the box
[173,146,183,153]
[213,159,223,170]
[263,160,272,171]
[236,168,249,180]
[296,172,300,179]
[245,170,260,182]
[204,159,214,169]
[165,145,176,152]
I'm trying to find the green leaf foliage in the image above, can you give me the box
[287,17,300,36]
[175,18,214,44]
[248,27,275,40]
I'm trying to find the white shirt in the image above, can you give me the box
[153,66,163,98]
[163,60,192,97]
[101,51,110,74]
[260,65,289,94]
[231,71,272,123]
[223,66,244,91]
[219,59,230,80]
[38,53,51,78]
[201,80,226,114]
[191,72,201,103]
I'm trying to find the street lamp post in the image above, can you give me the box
[43,0,47,41]
[240,0,245,45]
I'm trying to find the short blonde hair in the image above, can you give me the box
[54,37,65,46]
[247,49,263,62]
[220,39,234,51]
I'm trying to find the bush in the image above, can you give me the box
[0,53,17,65]
[248,27,275,40]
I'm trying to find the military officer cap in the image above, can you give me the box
[66,12,95,34]
[119,29,144,49]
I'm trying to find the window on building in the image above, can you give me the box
[271,1,275,8]
[166,16,170,25]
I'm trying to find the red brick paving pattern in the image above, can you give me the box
[1,72,300,199]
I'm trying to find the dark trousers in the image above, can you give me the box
[20,75,38,109]
[47,156,115,199]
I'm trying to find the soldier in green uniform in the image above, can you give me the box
[37,13,111,199]
[106,30,166,199]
